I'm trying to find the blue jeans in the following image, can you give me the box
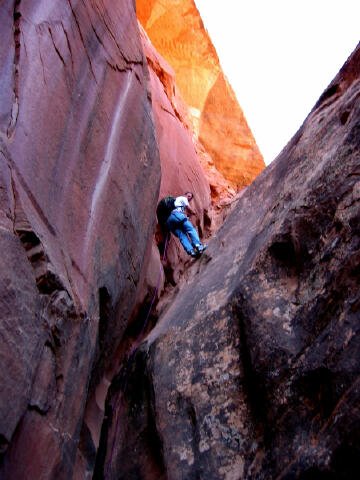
[167,211,201,254]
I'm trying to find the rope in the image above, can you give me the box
[104,233,169,479]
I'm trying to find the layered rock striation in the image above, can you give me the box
[136,0,265,188]
[104,43,360,479]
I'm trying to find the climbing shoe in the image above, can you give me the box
[189,250,199,257]
[195,244,208,253]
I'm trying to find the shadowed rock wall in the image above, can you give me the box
[105,43,360,479]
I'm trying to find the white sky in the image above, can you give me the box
[195,0,360,165]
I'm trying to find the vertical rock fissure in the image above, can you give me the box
[0,141,57,236]
[66,0,98,82]
[233,297,268,436]
[60,21,75,76]
[7,0,22,138]
[92,299,166,478]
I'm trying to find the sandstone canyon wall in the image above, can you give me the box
[0,0,359,479]
[104,44,360,479]
[0,0,162,478]
[139,24,211,284]
[0,0,243,478]
[136,0,265,188]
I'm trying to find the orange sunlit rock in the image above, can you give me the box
[136,0,265,187]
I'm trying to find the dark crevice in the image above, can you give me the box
[340,109,351,125]
[292,368,344,422]
[106,60,122,72]
[36,271,64,295]
[234,298,268,433]
[93,349,167,480]
[122,292,159,344]
[51,326,62,348]
[185,400,201,478]
[48,27,66,68]
[88,286,120,398]
[8,0,22,137]
[16,229,64,295]
[0,434,9,464]
[203,209,212,231]
[45,340,56,354]
[269,239,297,268]
[144,367,166,477]
[66,0,98,82]
[61,22,75,75]
[92,402,112,479]
[330,442,360,479]
[314,83,341,111]
[17,230,41,251]
[98,287,111,351]
[28,404,49,416]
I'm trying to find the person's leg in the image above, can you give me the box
[181,219,208,252]
[167,212,201,255]
[181,218,200,246]
[172,227,194,254]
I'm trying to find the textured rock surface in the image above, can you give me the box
[0,2,256,478]
[140,24,238,287]
[0,0,160,478]
[1,0,359,478]
[136,0,265,188]
[104,44,360,478]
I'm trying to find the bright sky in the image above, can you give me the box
[195,0,360,165]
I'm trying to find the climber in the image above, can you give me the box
[166,192,207,258]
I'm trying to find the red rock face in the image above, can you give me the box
[104,43,360,478]
[139,23,242,287]
[139,25,213,282]
[0,0,161,478]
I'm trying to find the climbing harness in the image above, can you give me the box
[104,233,169,479]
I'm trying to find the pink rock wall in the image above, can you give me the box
[0,0,161,478]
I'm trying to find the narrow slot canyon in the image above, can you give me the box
[0,1,359,479]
